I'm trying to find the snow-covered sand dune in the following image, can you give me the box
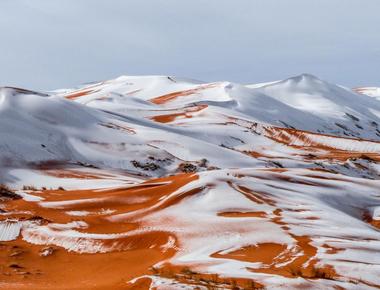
[1,74,380,289]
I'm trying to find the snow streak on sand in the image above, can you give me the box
[1,74,380,289]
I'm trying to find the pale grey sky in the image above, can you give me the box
[0,0,379,90]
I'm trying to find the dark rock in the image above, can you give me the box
[0,185,21,201]
[178,163,198,173]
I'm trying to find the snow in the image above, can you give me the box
[0,220,22,241]
[15,190,44,201]
[65,210,90,217]
[4,168,139,190]
[354,87,380,100]
[370,207,380,221]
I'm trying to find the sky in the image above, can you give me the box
[0,0,379,90]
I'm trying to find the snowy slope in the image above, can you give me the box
[2,74,380,179]
[59,74,380,141]
[0,86,263,176]
[253,74,380,139]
